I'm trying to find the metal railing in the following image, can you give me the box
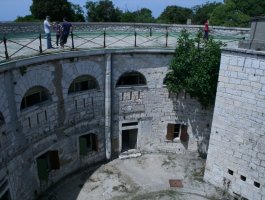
[0,27,247,63]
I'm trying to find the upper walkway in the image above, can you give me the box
[0,22,249,64]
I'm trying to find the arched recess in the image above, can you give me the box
[21,86,50,110]
[0,112,5,127]
[116,71,147,87]
[68,75,99,94]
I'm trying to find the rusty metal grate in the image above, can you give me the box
[169,179,183,188]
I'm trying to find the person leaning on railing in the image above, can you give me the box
[60,17,73,48]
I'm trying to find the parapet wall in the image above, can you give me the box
[204,48,265,200]
[0,22,250,36]
[0,49,213,200]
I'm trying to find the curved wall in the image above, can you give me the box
[0,49,213,200]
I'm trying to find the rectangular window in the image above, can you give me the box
[79,134,98,156]
[166,124,188,142]
[36,150,60,180]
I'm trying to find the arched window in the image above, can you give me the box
[68,75,99,94]
[116,71,146,87]
[0,112,4,127]
[21,86,50,109]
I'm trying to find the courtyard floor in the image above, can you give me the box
[39,152,232,200]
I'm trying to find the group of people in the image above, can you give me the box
[44,16,73,49]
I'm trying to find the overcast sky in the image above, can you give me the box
[0,0,223,21]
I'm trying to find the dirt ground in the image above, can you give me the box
[39,152,232,200]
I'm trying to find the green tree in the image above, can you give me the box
[134,8,155,23]
[165,30,224,107]
[71,3,85,22]
[30,0,84,22]
[210,1,250,27]
[121,8,155,23]
[157,6,192,24]
[15,15,40,22]
[192,2,222,25]
[85,0,122,22]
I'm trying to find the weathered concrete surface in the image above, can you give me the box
[205,48,265,200]
[39,153,232,200]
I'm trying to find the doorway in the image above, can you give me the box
[121,129,138,152]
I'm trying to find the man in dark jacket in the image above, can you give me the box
[60,17,73,48]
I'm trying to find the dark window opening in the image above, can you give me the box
[254,181,260,188]
[79,133,98,156]
[0,190,11,200]
[166,124,188,142]
[117,71,146,87]
[0,112,4,127]
[240,175,246,181]
[228,169,234,175]
[21,86,49,109]
[36,150,60,180]
[68,75,99,94]
[122,129,138,152]
[122,122,138,127]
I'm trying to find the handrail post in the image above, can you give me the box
[103,31,106,48]
[165,27,168,47]
[3,35,9,59]
[71,32,74,49]
[39,33,42,54]
[149,28,152,37]
[134,31,137,47]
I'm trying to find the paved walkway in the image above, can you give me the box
[39,153,232,200]
[0,31,245,63]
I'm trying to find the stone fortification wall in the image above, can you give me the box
[0,22,249,37]
[204,48,265,200]
[0,49,213,200]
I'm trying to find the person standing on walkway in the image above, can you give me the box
[60,17,73,48]
[44,16,53,49]
[54,21,62,47]
[204,19,209,40]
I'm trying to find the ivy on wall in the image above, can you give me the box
[165,29,224,108]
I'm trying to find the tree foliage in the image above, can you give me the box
[15,15,40,22]
[192,2,222,25]
[85,0,122,22]
[157,6,192,24]
[30,0,84,22]
[121,8,155,23]
[210,1,250,27]
[209,0,265,27]
[165,30,224,107]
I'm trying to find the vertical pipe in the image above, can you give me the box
[105,54,112,160]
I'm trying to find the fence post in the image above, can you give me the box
[71,32,74,49]
[3,35,9,59]
[103,31,106,48]
[134,31,137,47]
[165,27,168,47]
[149,28,152,37]
[39,33,42,54]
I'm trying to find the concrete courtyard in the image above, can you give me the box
[39,153,232,200]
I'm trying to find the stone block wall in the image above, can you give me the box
[0,49,213,200]
[204,48,265,200]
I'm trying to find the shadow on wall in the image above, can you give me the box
[37,162,104,200]
[169,91,213,159]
